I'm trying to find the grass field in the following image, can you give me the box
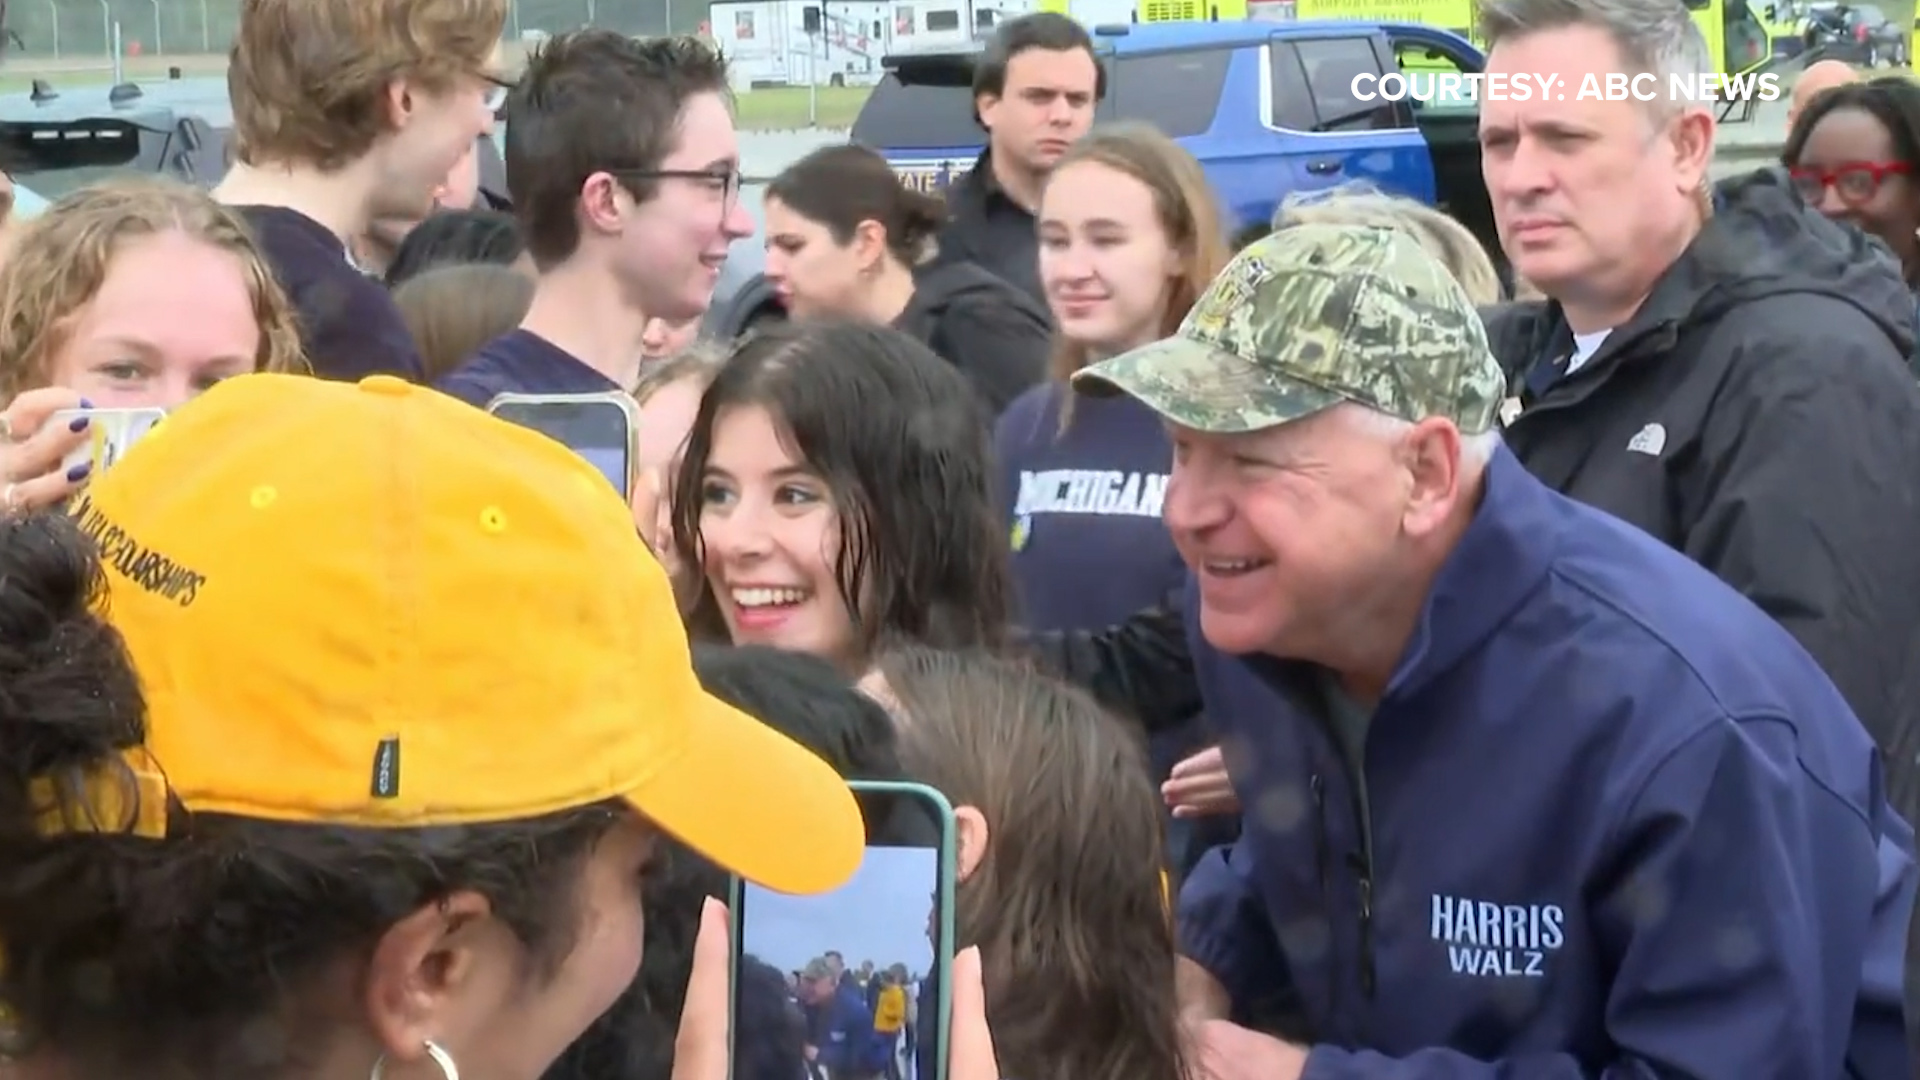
[0,51,227,93]
[733,84,872,130]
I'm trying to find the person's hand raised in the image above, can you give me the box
[1163,746,1241,818]
[1,388,92,514]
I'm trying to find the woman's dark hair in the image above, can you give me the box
[0,510,619,1080]
[875,646,1188,1080]
[384,208,525,288]
[766,144,946,267]
[671,320,1013,664]
[1781,75,1920,170]
[543,642,905,1080]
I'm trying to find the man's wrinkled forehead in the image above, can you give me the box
[1166,403,1343,454]
[1479,24,1651,134]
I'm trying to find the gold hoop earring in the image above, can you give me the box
[369,1039,459,1080]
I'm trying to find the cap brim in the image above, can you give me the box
[624,694,864,895]
[1071,335,1345,435]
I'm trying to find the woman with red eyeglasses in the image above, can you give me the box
[1783,76,1920,324]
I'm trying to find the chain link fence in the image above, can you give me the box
[3,0,703,69]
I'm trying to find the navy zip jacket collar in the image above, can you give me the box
[1178,446,1914,1078]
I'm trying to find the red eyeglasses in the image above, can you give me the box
[1788,161,1912,206]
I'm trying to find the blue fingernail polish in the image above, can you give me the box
[69,415,89,432]
[78,398,93,409]
[66,461,91,483]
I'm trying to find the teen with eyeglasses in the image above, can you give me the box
[437,30,755,407]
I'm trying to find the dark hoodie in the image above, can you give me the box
[1486,168,1920,1042]
[894,259,1052,416]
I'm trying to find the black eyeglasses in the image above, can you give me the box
[480,73,515,113]
[613,168,743,208]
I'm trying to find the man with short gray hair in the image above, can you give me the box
[1478,0,1920,1051]
[1104,223,1913,1078]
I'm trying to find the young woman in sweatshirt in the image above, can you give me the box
[992,123,1232,873]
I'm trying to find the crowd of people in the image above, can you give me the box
[0,0,1918,1074]
[775,954,920,1080]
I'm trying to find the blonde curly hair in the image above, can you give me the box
[0,176,308,402]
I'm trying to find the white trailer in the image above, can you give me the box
[713,0,896,88]
[711,0,1041,88]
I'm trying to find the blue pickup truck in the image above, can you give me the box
[858,19,1492,248]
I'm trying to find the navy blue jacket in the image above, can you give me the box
[1178,447,1915,1078]
[812,982,879,1074]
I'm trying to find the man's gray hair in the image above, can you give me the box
[1477,0,1712,116]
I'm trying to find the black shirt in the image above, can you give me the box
[234,205,424,382]
[933,149,1045,311]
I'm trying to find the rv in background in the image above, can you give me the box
[713,0,1037,88]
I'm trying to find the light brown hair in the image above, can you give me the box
[227,0,507,170]
[632,341,725,403]
[874,647,1188,1080]
[1272,186,1504,305]
[0,177,307,402]
[392,263,534,383]
[1044,123,1231,430]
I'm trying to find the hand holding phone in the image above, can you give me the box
[730,781,958,1080]
[0,387,92,513]
[51,406,166,481]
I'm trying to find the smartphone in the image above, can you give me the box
[730,780,958,1080]
[51,407,166,479]
[484,391,638,497]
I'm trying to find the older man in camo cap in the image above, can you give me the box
[1078,223,1915,1078]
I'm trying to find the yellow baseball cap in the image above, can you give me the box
[57,373,864,896]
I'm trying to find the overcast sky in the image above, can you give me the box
[740,847,937,976]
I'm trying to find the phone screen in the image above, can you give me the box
[487,399,632,495]
[732,785,954,1080]
[52,407,166,480]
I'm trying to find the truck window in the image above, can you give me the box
[1267,41,1319,131]
[927,9,961,30]
[1113,48,1232,138]
[1393,41,1477,116]
[1297,36,1398,132]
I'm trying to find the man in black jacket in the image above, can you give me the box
[1478,0,1920,828]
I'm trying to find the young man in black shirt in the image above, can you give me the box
[214,0,508,381]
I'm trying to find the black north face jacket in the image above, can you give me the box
[1486,167,1920,1050]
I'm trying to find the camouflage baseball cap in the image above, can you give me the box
[1072,223,1504,435]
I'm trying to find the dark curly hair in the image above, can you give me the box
[0,510,622,1080]
[671,320,1014,666]
[542,643,904,1080]
[1782,75,1920,173]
